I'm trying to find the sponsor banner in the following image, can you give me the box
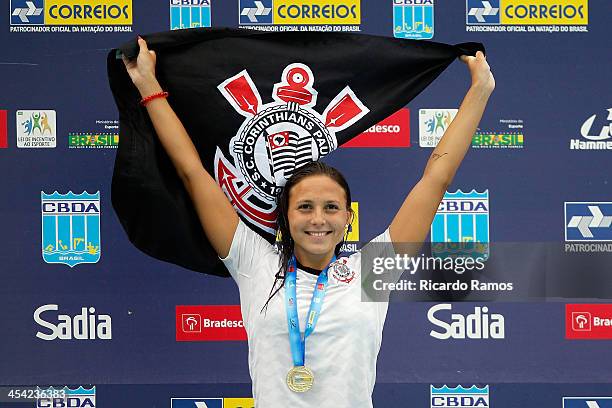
[171,398,254,408]
[176,305,247,341]
[393,0,434,40]
[431,190,490,260]
[41,191,101,267]
[10,0,133,33]
[419,109,457,147]
[36,386,96,407]
[239,0,361,32]
[566,304,612,340]
[69,132,119,148]
[431,385,490,407]
[472,119,524,149]
[17,110,56,148]
[428,304,505,339]
[570,108,612,150]
[563,398,612,408]
[170,0,211,30]
[34,304,112,341]
[0,110,7,148]
[342,108,410,148]
[472,130,523,148]
[466,0,588,33]
[565,202,612,242]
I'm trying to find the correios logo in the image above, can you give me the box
[34,304,112,341]
[427,303,505,339]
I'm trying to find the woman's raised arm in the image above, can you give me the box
[389,51,495,251]
[122,37,238,258]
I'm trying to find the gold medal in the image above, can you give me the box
[286,366,314,392]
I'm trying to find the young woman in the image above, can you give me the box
[123,36,494,407]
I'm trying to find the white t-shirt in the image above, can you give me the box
[221,220,398,408]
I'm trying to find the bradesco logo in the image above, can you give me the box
[566,304,612,340]
[10,0,132,25]
[342,108,409,148]
[466,0,588,26]
[176,305,247,341]
[239,0,360,25]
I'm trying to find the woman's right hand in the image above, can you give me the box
[122,36,161,96]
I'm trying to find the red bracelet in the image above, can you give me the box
[140,91,169,106]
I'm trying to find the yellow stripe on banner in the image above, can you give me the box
[46,0,133,25]
[347,202,359,242]
[274,0,360,25]
[500,0,588,25]
[224,398,254,408]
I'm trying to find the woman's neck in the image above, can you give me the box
[294,249,335,271]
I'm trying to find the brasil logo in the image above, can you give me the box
[41,191,101,267]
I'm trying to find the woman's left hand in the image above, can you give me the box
[460,51,495,94]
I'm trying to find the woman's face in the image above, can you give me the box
[287,175,351,266]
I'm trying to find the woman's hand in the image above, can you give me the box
[460,51,495,95]
[122,36,161,96]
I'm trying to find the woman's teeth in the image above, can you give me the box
[307,231,329,236]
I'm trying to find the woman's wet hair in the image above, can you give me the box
[260,161,353,313]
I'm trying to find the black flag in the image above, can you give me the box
[107,27,483,277]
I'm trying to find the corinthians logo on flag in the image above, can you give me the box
[215,63,369,232]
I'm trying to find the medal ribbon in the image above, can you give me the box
[284,254,335,367]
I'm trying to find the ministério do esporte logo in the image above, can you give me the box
[10,0,132,33]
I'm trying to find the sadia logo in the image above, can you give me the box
[16,110,56,148]
[176,305,247,341]
[467,0,588,26]
[419,109,457,147]
[431,385,489,407]
[566,304,612,340]
[570,108,612,150]
[563,397,612,408]
[239,0,360,25]
[41,191,101,267]
[170,0,211,30]
[215,63,368,233]
[427,303,505,339]
[36,386,96,407]
[431,190,490,260]
[565,202,612,241]
[11,0,132,25]
[34,304,112,341]
[393,0,434,40]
